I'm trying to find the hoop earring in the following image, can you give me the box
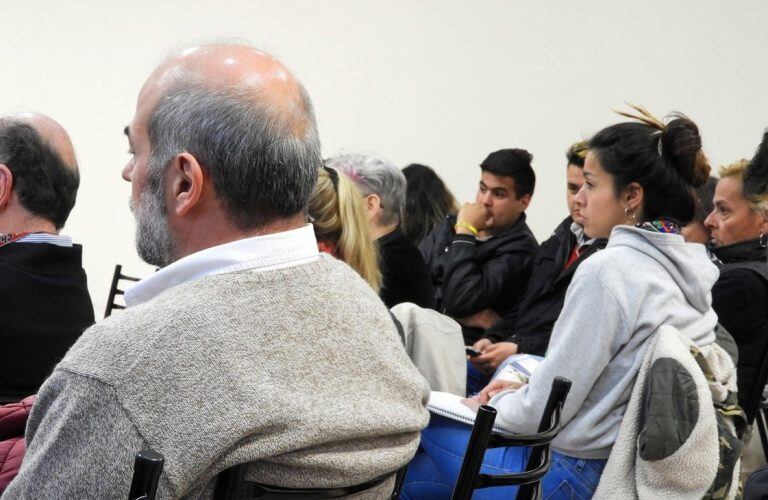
[624,207,637,222]
[760,232,767,248]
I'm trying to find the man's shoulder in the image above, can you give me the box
[538,217,574,248]
[60,256,388,381]
[490,217,538,252]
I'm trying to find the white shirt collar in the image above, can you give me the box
[125,224,319,308]
[16,233,73,247]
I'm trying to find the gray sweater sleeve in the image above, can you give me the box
[3,370,172,499]
[493,266,628,435]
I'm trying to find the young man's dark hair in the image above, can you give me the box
[480,148,536,198]
[0,121,80,229]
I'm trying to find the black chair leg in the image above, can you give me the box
[451,405,497,500]
[391,465,408,499]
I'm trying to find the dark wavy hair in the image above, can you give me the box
[402,163,459,244]
[0,121,80,229]
[480,148,536,198]
[588,113,710,225]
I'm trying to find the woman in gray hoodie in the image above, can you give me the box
[401,109,718,499]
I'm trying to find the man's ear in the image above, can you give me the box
[0,165,13,209]
[168,153,204,217]
[518,193,532,211]
[624,182,644,212]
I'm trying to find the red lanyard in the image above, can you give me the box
[0,232,32,248]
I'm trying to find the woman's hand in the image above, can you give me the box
[477,379,524,404]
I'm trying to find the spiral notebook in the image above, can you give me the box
[427,354,543,434]
[427,391,517,434]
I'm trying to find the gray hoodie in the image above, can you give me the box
[492,225,719,459]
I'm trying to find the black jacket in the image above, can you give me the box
[0,242,95,402]
[419,213,538,320]
[482,217,607,355]
[710,238,768,415]
[378,227,435,309]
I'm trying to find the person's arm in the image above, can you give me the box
[3,370,174,499]
[441,237,534,318]
[487,266,628,434]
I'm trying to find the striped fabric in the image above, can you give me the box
[17,233,73,247]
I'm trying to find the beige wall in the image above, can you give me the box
[2,0,768,315]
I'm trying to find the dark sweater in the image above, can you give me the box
[710,238,768,416]
[0,242,94,402]
[483,217,607,355]
[378,228,435,309]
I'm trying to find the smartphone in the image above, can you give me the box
[465,347,481,357]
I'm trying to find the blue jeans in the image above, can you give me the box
[466,362,491,396]
[401,415,606,499]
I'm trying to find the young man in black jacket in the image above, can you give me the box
[467,142,607,388]
[419,148,538,343]
[0,113,95,402]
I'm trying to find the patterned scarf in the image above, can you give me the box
[635,217,681,234]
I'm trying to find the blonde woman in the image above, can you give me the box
[309,165,382,292]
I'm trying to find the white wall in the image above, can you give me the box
[3,0,768,315]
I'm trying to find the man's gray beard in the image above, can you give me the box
[130,181,175,268]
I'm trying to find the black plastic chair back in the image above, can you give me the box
[105,264,140,318]
[213,463,406,499]
[751,350,768,460]
[451,376,572,500]
[128,449,164,500]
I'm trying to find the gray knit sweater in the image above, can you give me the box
[3,255,430,499]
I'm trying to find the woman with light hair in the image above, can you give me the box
[704,149,768,414]
[308,165,381,292]
[327,153,434,309]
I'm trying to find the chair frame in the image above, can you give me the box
[451,377,572,500]
[213,463,407,499]
[128,449,164,500]
[105,264,140,318]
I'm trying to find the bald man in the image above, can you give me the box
[5,45,428,498]
[0,113,94,403]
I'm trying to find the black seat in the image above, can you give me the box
[105,264,141,318]
[128,449,164,500]
[213,464,407,499]
[451,377,572,500]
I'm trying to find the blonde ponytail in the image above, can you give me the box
[309,168,382,292]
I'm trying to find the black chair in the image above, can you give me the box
[451,377,572,500]
[128,449,165,500]
[213,463,408,499]
[105,264,141,318]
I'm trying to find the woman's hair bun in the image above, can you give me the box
[661,114,711,188]
[744,129,768,198]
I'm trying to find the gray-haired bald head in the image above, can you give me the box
[140,43,321,230]
[0,112,80,229]
[327,152,406,226]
